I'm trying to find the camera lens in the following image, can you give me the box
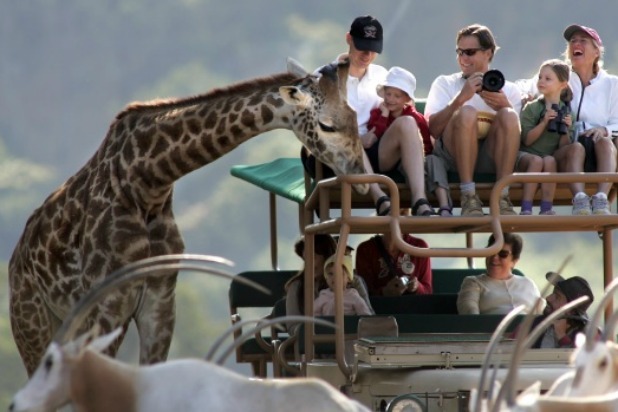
[482,69,505,92]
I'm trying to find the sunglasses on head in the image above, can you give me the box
[496,250,511,259]
[456,47,486,57]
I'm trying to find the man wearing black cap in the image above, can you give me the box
[533,273,595,348]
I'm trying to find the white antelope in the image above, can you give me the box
[9,326,369,412]
[10,254,368,411]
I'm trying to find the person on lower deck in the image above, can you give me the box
[457,233,544,315]
[313,254,373,316]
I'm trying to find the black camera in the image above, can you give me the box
[481,69,505,92]
[547,103,570,135]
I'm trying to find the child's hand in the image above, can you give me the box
[361,128,378,148]
[563,114,572,128]
[379,102,390,117]
[543,107,557,124]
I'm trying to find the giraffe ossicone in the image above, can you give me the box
[9,58,366,376]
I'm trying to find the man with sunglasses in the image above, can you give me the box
[457,233,544,315]
[425,24,523,217]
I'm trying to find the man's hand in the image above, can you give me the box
[458,72,483,104]
[479,89,512,111]
[406,276,419,293]
[381,276,407,296]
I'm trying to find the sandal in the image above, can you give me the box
[375,195,391,216]
[412,198,435,217]
[438,206,453,217]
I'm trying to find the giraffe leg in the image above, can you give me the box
[9,275,60,376]
[134,273,178,364]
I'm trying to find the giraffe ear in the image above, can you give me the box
[279,86,311,107]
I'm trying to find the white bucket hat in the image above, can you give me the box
[376,66,416,101]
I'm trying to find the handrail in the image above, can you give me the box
[302,171,618,381]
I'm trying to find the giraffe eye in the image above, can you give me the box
[44,355,54,373]
[318,121,336,133]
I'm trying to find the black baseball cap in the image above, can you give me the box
[546,272,594,316]
[349,15,383,53]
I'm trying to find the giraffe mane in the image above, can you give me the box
[115,72,300,120]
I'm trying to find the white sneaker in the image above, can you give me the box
[592,193,611,215]
[572,193,591,215]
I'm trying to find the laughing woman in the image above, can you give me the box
[457,233,544,315]
[555,24,618,216]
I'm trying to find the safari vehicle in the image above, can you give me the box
[230,99,618,412]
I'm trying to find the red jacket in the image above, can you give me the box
[367,104,434,156]
[355,234,432,296]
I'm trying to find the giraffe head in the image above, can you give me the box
[281,59,369,194]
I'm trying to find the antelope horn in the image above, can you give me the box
[53,255,265,344]
[474,304,526,412]
[496,256,573,410]
[586,277,618,349]
[603,308,618,342]
[213,316,337,365]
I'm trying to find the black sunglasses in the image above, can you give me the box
[496,250,511,259]
[456,47,486,57]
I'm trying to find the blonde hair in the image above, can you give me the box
[563,35,605,74]
[324,254,354,283]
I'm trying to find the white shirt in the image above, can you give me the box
[315,58,387,135]
[457,273,545,315]
[346,64,388,135]
[570,69,618,139]
[425,72,523,118]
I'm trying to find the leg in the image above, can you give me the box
[362,150,391,215]
[442,106,479,183]
[485,108,520,180]
[517,153,542,207]
[594,137,617,194]
[484,108,520,215]
[554,143,585,195]
[442,107,483,216]
[435,187,453,216]
[378,116,433,215]
[540,156,557,203]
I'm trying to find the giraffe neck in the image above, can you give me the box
[108,73,301,205]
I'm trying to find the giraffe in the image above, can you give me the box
[9,58,367,376]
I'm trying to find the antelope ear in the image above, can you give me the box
[575,333,586,348]
[88,328,123,353]
[279,86,311,107]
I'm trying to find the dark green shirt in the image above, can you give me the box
[520,98,573,156]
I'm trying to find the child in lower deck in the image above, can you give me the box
[517,59,573,215]
[313,255,373,316]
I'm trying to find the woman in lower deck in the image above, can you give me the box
[457,232,544,315]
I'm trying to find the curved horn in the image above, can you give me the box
[586,277,618,349]
[53,255,264,344]
[214,316,337,366]
[496,255,575,409]
[603,309,618,342]
[523,296,589,349]
[474,304,526,412]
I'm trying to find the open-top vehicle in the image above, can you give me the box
[230,99,618,412]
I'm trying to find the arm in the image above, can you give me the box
[367,104,390,140]
[285,279,302,317]
[412,257,432,295]
[457,276,482,314]
[349,289,373,316]
[520,101,551,147]
[426,73,482,138]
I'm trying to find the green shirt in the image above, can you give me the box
[520,98,572,156]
